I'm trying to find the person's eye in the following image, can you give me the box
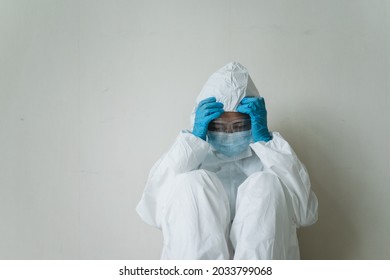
[209,123,224,130]
[233,122,245,128]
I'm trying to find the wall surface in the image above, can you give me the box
[0,0,389,259]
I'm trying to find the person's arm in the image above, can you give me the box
[137,97,224,228]
[250,132,318,227]
[136,131,210,229]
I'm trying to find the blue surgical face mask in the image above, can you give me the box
[207,130,252,157]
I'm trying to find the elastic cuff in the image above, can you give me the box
[254,131,272,142]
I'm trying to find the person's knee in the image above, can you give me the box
[165,169,230,227]
[173,169,222,194]
[238,171,285,201]
[233,172,293,244]
[169,170,229,212]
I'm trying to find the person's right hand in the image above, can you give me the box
[192,97,224,140]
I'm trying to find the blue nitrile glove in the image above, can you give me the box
[237,97,272,142]
[192,97,224,140]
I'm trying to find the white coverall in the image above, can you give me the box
[136,62,318,259]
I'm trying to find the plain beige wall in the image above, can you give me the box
[0,0,389,259]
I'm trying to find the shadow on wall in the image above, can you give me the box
[277,119,359,259]
[298,180,358,259]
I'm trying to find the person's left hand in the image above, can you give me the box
[237,97,272,142]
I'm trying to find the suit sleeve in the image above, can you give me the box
[136,130,210,229]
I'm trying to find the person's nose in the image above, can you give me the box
[225,124,234,133]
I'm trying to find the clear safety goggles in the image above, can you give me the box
[208,118,251,133]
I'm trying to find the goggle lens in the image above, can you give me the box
[208,119,251,133]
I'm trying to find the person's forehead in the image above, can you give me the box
[217,112,249,121]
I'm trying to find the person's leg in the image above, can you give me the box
[230,171,299,259]
[161,169,231,259]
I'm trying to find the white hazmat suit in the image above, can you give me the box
[136,62,318,259]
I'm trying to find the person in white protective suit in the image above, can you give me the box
[136,62,318,260]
